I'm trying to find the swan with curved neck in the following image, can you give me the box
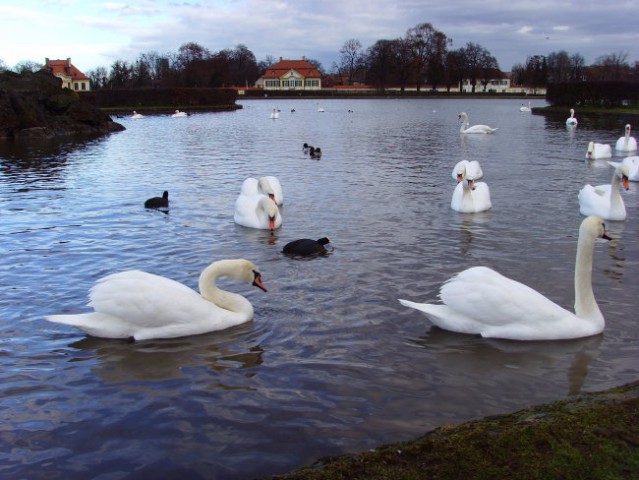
[46,259,267,341]
[578,162,630,221]
[566,108,578,126]
[458,112,497,134]
[234,178,282,230]
[258,176,284,205]
[615,124,637,152]
[451,175,491,213]
[399,216,611,340]
[452,160,483,182]
[586,141,611,160]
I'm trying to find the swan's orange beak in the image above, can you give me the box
[252,272,267,292]
[456,173,463,183]
[268,216,276,231]
[623,176,630,190]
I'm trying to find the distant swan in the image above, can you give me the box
[172,109,188,117]
[234,178,282,230]
[615,124,637,152]
[45,259,267,341]
[585,141,612,160]
[270,108,280,119]
[519,102,531,112]
[132,111,144,119]
[566,108,578,126]
[578,162,630,221]
[399,216,611,341]
[458,112,497,134]
[144,191,169,209]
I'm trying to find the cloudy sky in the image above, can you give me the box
[2,0,638,74]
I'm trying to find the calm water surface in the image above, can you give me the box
[1,98,639,479]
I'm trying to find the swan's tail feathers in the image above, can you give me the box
[45,312,132,339]
[398,299,438,315]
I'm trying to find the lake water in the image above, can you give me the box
[1,98,638,479]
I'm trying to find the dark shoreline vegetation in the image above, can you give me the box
[262,381,639,480]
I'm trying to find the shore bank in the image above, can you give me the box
[262,381,639,480]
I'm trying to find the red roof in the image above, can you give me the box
[44,58,90,81]
[262,59,321,79]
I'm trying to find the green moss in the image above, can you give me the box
[265,382,639,480]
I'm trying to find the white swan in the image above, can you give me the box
[234,178,282,230]
[399,216,611,341]
[578,162,630,221]
[566,108,578,126]
[131,110,144,119]
[46,259,267,341]
[451,175,491,213]
[452,160,483,182]
[519,102,531,112]
[172,109,188,117]
[258,176,284,206]
[611,156,639,181]
[615,124,637,152]
[270,108,280,119]
[458,112,497,134]
[585,141,612,160]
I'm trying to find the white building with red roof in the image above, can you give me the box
[257,57,322,91]
[43,58,91,91]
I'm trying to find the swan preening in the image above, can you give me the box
[399,216,611,341]
[615,124,637,152]
[586,141,612,160]
[578,162,630,221]
[234,177,282,230]
[144,191,169,209]
[566,109,578,126]
[46,259,267,341]
[458,112,498,134]
[451,160,491,213]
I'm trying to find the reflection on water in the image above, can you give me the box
[1,98,639,479]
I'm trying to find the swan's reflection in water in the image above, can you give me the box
[70,322,264,386]
[412,328,603,396]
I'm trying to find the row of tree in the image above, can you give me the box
[1,21,638,92]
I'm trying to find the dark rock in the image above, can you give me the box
[0,70,125,140]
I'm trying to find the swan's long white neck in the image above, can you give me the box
[609,169,624,212]
[198,261,253,317]
[573,228,604,326]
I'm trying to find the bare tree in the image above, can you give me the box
[405,23,448,91]
[593,52,630,81]
[339,38,365,85]
[365,39,396,92]
[460,42,498,92]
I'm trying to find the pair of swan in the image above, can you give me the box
[615,124,637,152]
[566,109,578,126]
[144,191,169,209]
[578,162,630,221]
[234,177,283,230]
[46,259,267,341]
[458,112,498,134]
[399,216,610,341]
[450,160,491,213]
[586,142,612,160]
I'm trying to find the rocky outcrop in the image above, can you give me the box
[0,70,125,140]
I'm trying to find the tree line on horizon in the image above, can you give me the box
[1,22,637,93]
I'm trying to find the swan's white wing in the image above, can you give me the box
[88,270,212,328]
[440,267,572,330]
[578,185,609,217]
[471,182,491,212]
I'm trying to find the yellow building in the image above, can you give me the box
[43,58,91,91]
